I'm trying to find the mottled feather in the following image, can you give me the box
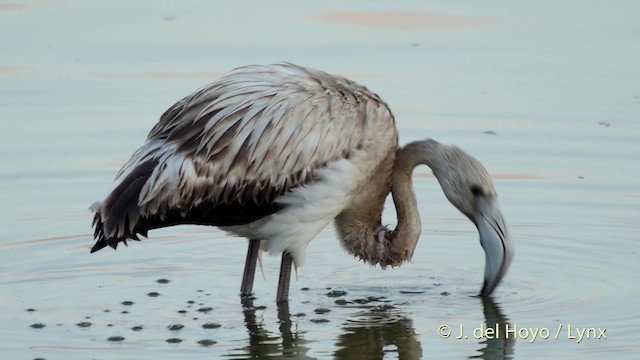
[91,63,395,251]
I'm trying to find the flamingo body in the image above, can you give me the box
[91,63,397,267]
[90,63,513,300]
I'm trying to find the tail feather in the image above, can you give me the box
[90,211,136,253]
[91,160,157,252]
[90,212,109,253]
[90,158,283,253]
[101,160,157,238]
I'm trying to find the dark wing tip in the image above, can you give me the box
[90,239,109,253]
[90,237,126,253]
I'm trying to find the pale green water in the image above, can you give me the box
[1,1,639,359]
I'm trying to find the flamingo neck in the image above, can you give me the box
[385,140,434,265]
[335,140,436,268]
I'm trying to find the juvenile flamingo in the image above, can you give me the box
[90,63,513,302]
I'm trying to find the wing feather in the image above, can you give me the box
[98,63,395,242]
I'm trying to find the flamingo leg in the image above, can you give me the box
[276,252,293,303]
[240,239,260,297]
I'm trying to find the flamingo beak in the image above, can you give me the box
[474,196,513,296]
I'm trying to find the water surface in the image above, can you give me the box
[1,1,639,359]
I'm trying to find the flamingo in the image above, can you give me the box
[90,63,513,302]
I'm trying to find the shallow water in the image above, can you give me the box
[1,1,639,359]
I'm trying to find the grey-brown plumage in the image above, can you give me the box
[90,63,513,300]
[91,63,393,254]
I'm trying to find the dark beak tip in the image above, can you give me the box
[480,280,498,297]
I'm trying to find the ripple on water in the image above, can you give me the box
[497,250,620,317]
[5,211,637,359]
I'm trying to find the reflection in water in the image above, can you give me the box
[334,306,422,360]
[470,297,515,360]
[228,298,312,359]
[227,297,511,359]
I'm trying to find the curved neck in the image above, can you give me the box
[387,140,437,263]
[335,140,438,268]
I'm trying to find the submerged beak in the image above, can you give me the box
[474,196,513,296]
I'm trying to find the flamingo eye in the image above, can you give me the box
[470,185,484,196]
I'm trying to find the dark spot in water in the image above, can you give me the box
[164,15,176,21]
[433,282,441,286]
[167,324,184,331]
[198,339,217,346]
[440,291,450,296]
[206,293,211,296]
[598,121,611,127]
[147,292,160,297]
[197,289,204,293]
[107,324,113,327]
[484,130,497,135]
[366,296,386,302]
[122,311,129,314]
[300,287,309,291]
[156,278,170,284]
[399,290,425,294]
[132,325,143,331]
[199,302,204,306]
[254,305,266,310]
[104,309,110,312]
[294,312,306,317]
[84,316,91,319]
[202,322,221,329]
[121,301,134,306]
[310,318,330,323]
[411,42,420,47]
[166,338,182,343]
[178,310,188,314]
[192,317,199,320]
[335,299,349,305]
[578,176,585,179]
[30,323,45,329]
[76,322,92,328]
[326,290,347,297]
[26,308,36,312]
[197,307,213,313]
[353,298,370,304]
[314,307,330,314]
[187,300,195,304]
[33,358,46,360]
[107,336,125,342]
